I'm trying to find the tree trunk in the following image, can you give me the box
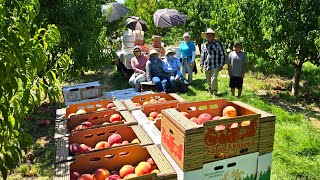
[291,61,303,96]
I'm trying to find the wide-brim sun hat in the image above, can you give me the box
[201,28,218,39]
[149,49,159,55]
[165,49,176,56]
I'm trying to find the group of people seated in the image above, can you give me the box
[128,45,188,93]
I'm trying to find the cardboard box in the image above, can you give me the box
[202,152,258,180]
[54,145,177,180]
[55,124,153,164]
[142,123,161,148]
[123,92,186,111]
[62,81,102,103]
[161,146,203,180]
[65,97,104,107]
[66,99,127,118]
[161,99,261,171]
[131,101,179,126]
[256,152,272,180]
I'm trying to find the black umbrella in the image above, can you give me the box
[102,2,130,22]
[126,16,148,31]
[153,9,187,28]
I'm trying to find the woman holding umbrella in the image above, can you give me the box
[179,32,196,84]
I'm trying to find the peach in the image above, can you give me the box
[122,140,129,145]
[229,123,238,128]
[78,174,93,180]
[150,99,158,103]
[70,171,80,180]
[134,102,141,107]
[156,113,162,119]
[81,121,93,128]
[222,106,237,117]
[95,141,110,150]
[93,168,109,180]
[80,144,90,153]
[180,111,189,118]
[68,113,77,118]
[108,133,123,146]
[151,169,160,173]
[109,114,122,123]
[107,103,115,109]
[241,121,251,126]
[69,143,82,155]
[119,165,135,178]
[135,161,152,176]
[111,143,122,147]
[96,108,107,112]
[147,158,157,170]
[124,173,138,179]
[149,112,158,119]
[215,125,226,131]
[190,117,198,124]
[76,109,87,115]
[212,116,221,121]
[148,117,155,121]
[74,124,88,131]
[105,174,121,180]
[197,113,213,125]
[131,138,140,144]
[158,98,166,102]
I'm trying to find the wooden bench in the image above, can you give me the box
[140,81,189,92]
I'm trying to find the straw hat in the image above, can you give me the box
[149,49,159,55]
[201,28,219,39]
[165,48,176,56]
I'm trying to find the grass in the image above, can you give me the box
[5,59,319,180]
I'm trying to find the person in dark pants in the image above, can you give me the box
[146,50,167,92]
[227,42,248,97]
[162,49,186,93]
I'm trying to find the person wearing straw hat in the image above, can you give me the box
[146,50,168,92]
[200,28,225,97]
[128,46,148,91]
[162,48,187,93]
[180,32,196,84]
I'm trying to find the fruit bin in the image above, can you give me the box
[66,99,127,119]
[54,144,177,180]
[131,101,179,127]
[231,101,276,154]
[161,99,261,171]
[54,110,138,139]
[55,124,153,164]
[122,92,186,111]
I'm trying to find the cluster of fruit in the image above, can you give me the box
[68,103,116,118]
[72,113,122,131]
[180,106,244,129]
[147,111,162,121]
[69,133,140,155]
[134,97,167,107]
[71,157,160,180]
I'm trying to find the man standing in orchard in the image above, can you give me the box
[200,28,225,97]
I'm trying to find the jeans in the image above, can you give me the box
[167,75,185,92]
[152,76,167,92]
[181,61,193,84]
[129,73,147,91]
[205,68,219,93]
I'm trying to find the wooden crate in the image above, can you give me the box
[55,124,153,164]
[54,144,177,180]
[131,101,179,126]
[161,99,261,171]
[66,99,127,118]
[123,92,186,111]
[232,101,276,154]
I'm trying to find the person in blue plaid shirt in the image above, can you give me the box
[162,49,187,93]
[200,28,225,97]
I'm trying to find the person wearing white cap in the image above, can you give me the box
[146,50,168,92]
[179,32,196,84]
[128,46,148,91]
[162,49,187,93]
[200,28,225,96]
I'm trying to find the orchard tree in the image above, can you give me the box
[0,0,71,178]
[260,0,320,95]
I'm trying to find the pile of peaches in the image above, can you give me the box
[71,113,123,132]
[68,103,117,118]
[133,97,167,107]
[71,157,160,180]
[69,133,140,155]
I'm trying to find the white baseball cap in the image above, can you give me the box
[183,32,190,38]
